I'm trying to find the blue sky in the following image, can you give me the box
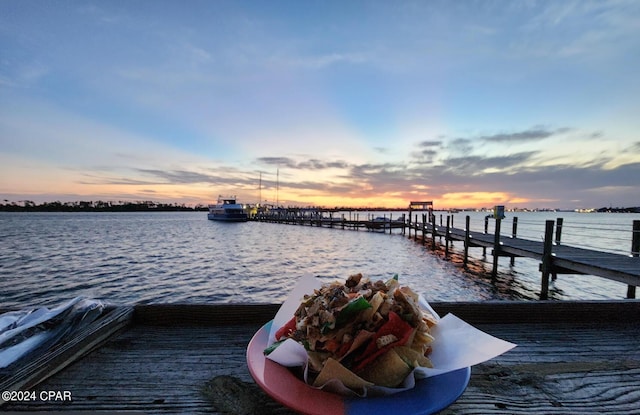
[1,0,639,209]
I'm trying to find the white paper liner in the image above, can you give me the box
[266,274,516,396]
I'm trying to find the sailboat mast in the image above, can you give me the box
[258,172,262,206]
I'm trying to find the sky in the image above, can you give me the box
[1,0,639,210]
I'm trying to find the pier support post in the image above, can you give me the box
[555,218,564,245]
[445,216,450,257]
[510,217,518,266]
[431,213,437,251]
[491,218,502,281]
[483,216,489,256]
[552,218,564,281]
[628,220,639,299]
[540,220,555,300]
[464,215,470,266]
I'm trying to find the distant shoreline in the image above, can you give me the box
[0,201,208,212]
[1,200,638,213]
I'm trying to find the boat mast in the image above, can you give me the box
[258,172,262,206]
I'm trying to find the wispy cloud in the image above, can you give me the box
[479,127,571,143]
[256,157,351,170]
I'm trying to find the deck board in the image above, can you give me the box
[2,303,640,414]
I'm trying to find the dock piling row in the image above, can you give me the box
[252,208,639,300]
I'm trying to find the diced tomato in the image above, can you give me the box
[337,341,353,358]
[324,339,341,353]
[275,317,297,340]
[352,311,414,372]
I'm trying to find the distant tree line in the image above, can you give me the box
[1,200,637,213]
[0,200,209,212]
[596,206,640,213]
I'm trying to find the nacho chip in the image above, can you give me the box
[393,345,433,368]
[352,311,414,372]
[356,348,412,388]
[313,357,374,390]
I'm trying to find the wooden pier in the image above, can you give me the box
[253,207,639,300]
[253,207,407,232]
[408,215,640,300]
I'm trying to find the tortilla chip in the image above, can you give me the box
[361,291,385,321]
[356,348,412,388]
[313,358,374,390]
[393,345,433,368]
[340,330,374,361]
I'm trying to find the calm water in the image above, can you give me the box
[1,211,638,309]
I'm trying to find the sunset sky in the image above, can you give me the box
[1,0,639,210]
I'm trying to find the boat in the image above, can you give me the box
[365,215,406,231]
[207,195,248,222]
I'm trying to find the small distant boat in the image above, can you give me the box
[365,215,405,231]
[207,196,248,222]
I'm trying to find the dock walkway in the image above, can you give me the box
[254,209,639,300]
[2,302,639,414]
[410,217,640,299]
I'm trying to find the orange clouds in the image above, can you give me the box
[437,192,531,210]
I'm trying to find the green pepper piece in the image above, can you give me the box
[320,321,335,334]
[335,296,371,327]
[263,339,286,355]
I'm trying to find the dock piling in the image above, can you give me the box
[628,220,640,299]
[555,218,564,245]
[253,208,639,300]
[491,218,502,280]
[431,213,437,250]
[445,216,451,257]
[464,215,470,266]
[483,216,489,256]
[540,220,555,300]
[510,217,518,265]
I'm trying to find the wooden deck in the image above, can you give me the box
[2,302,640,414]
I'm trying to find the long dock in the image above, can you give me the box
[253,208,640,300]
[253,208,407,232]
[408,215,640,300]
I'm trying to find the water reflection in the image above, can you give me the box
[0,211,634,309]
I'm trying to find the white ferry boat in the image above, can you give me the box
[207,196,248,222]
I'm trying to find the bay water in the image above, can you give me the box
[1,211,638,310]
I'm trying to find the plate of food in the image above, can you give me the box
[247,274,515,414]
[247,319,471,415]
